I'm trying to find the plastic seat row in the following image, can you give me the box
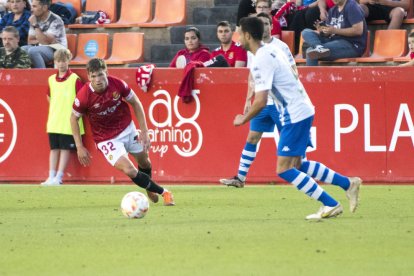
[66,32,144,65]
[294,29,411,65]
[53,0,186,28]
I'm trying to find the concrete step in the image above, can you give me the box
[151,43,220,63]
[215,0,239,5]
[192,6,238,25]
[170,25,219,44]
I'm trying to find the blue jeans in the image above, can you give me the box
[21,45,54,68]
[301,29,360,66]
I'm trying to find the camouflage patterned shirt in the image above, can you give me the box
[0,47,31,69]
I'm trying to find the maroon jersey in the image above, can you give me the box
[73,76,134,143]
[211,41,247,67]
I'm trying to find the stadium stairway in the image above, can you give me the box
[145,0,239,67]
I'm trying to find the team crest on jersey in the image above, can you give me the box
[228,52,234,59]
[112,92,120,101]
[109,155,113,160]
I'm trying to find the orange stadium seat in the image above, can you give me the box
[66,33,77,58]
[355,29,407,63]
[105,0,152,28]
[394,29,414,63]
[294,35,306,64]
[138,0,186,27]
[105,33,144,65]
[68,0,117,29]
[70,33,109,65]
[232,31,240,43]
[281,31,294,55]
[52,0,82,16]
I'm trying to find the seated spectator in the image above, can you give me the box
[0,0,31,47]
[169,26,211,68]
[301,0,367,66]
[359,0,409,29]
[0,26,31,68]
[22,0,67,68]
[399,32,414,67]
[211,21,247,67]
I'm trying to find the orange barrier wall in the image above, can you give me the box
[1,67,413,183]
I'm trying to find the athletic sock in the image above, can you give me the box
[48,170,56,180]
[130,171,164,194]
[278,168,338,207]
[55,171,64,183]
[138,166,152,178]
[300,160,350,190]
[237,142,257,182]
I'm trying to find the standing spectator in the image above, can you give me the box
[211,21,247,67]
[70,58,175,206]
[41,49,84,186]
[22,0,67,68]
[359,0,409,29]
[0,25,31,68]
[169,26,210,68]
[0,0,31,47]
[301,0,367,66]
[399,32,414,67]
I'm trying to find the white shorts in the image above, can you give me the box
[96,122,143,166]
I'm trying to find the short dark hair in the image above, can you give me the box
[3,26,19,39]
[86,58,107,74]
[185,26,201,40]
[256,12,272,25]
[239,17,264,41]
[217,21,232,30]
[36,0,51,7]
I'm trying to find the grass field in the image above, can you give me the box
[0,184,413,276]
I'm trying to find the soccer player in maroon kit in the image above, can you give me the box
[70,58,174,206]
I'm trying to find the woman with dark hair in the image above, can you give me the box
[169,26,211,68]
[0,0,31,46]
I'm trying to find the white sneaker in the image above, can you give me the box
[219,176,245,188]
[306,45,331,59]
[306,204,343,220]
[40,178,53,186]
[346,177,362,213]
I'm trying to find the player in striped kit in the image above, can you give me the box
[233,16,361,220]
[70,58,174,206]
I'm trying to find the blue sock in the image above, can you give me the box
[300,160,350,191]
[279,168,338,207]
[237,142,257,181]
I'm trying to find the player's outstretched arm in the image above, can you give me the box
[234,90,268,126]
[127,93,151,152]
[70,113,91,166]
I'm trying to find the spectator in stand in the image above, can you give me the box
[0,0,31,47]
[301,0,367,66]
[0,0,8,18]
[211,21,247,67]
[399,32,414,67]
[169,26,211,68]
[0,25,31,68]
[22,0,67,68]
[359,0,410,29]
[237,0,257,27]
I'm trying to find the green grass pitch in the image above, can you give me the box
[0,184,413,276]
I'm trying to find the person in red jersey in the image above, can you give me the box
[70,58,175,206]
[211,21,247,67]
[169,26,211,68]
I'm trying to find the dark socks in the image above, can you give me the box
[130,171,164,194]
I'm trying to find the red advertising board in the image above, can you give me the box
[0,67,413,183]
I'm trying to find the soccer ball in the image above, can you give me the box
[121,191,149,219]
